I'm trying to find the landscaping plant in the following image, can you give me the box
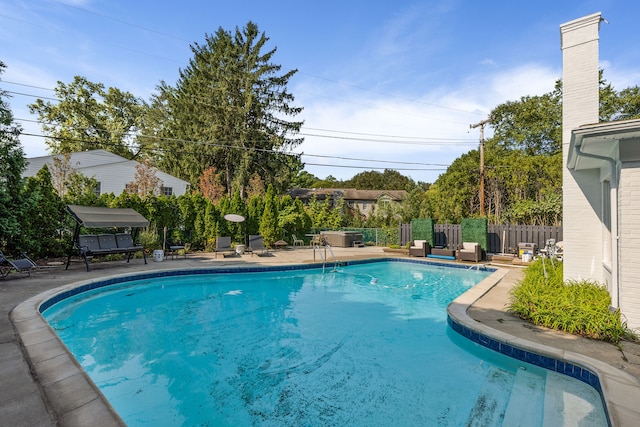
[509,258,637,344]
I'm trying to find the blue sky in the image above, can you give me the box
[2,0,639,183]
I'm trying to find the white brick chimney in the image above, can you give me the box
[561,12,601,143]
[560,13,604,281]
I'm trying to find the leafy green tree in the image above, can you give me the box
[0,61,29,254]
[278,195,311,241]
[29,76,145,157]
[295,198,312,232]
[291,170,319,188]
[489,80,562,156]
[400,187,426,223]
[310,175,342,188]
[148,22,304,194]
[328,197,347,229]
[425,152,478,223]
[63,172,101,206]
[110,191,146,218]
[613,86,640,120]
[345,169,415,190]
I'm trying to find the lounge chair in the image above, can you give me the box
[409,240,430,257]
[0,251,38,279]
[215,237,234,258]
[292,234,304,247]
[166,240,186,260]
[249,235,268,257]
[458,242,482,262]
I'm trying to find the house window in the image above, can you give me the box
[125,183,138,194]
[93,182,101,197]
[161,186,173,196]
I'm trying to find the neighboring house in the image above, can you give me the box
[23,149,190,197]
[288,188,407,218]
[561,13,640,328]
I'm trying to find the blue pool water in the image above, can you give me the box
[43,261,607,426]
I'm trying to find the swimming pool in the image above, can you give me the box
[42,260,607,426]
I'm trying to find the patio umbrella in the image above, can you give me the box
[223,214,245,223]
[224,214,247,245]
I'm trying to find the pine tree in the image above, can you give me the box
[146,22,304,193]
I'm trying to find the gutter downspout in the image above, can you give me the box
[574,144,620,308]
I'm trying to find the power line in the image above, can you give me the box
[300,132,475,145]
[19,131,450,169]
[50,0,190,43]
[4,84,478,144]
[301,126,476,141]
[3,90,58,101]
[13,105,475,146]
[1,80,55,92]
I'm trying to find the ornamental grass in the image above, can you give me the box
[508,258,636,344]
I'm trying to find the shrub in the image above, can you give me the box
[508,258,636,344]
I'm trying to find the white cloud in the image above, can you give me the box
[295,62,561,183]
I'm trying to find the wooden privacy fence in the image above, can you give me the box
[400,223,563,254]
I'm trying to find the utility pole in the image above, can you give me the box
[470,119,489,216]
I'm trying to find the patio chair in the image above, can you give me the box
[249,235,269,257]
[0,251,38,279]
[458,242,482,262]
[409,240,430,257]
[215,236,234,258]
[292,234,304,247]
[166,239,186,260]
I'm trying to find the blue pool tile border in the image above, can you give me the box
[447,315,603,392]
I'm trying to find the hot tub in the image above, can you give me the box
[320,231,363,247]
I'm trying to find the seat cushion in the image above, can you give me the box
[411,240,426,248]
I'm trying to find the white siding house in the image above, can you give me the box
[562,13,640,328]
[23,149,190,197]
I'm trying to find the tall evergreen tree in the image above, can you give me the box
[0,61,29,254]
[259,184,279,247]
[146,22,304,194]
[22,166,68,257]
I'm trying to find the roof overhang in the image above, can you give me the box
[567,119,640,171]
[67,205,150,228]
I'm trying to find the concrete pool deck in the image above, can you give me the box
[2,246,640,426]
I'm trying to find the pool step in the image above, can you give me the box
[542,371,605,426]
[465,367,513,426]
[502,368,545,426]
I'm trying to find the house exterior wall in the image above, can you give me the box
[82,162,189,196]
[561,13,604,283]
[24,150,189,196]
[618,163,640,327]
